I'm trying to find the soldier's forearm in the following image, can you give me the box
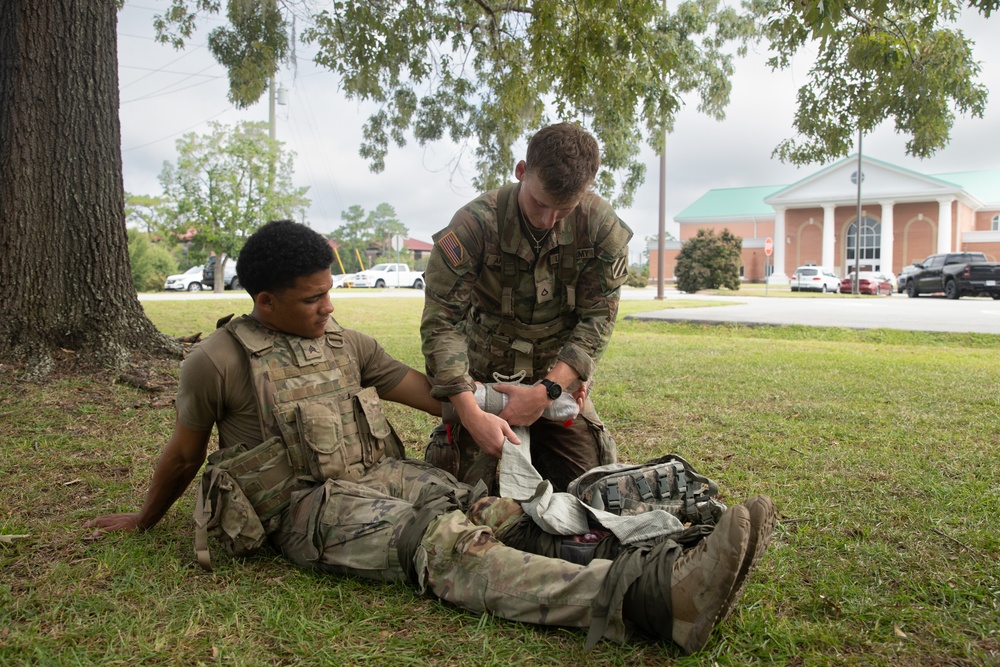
[441,381,579,424]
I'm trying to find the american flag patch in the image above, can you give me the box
[438,231,465,266]
[612,255,628,279]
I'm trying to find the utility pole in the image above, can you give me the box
[269,77,277,141]
[266,77,288,222]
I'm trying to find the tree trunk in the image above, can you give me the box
[0,1,176,376]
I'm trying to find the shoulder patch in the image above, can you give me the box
[611,255,628,280]
[438,231,466,267]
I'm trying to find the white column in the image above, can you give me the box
[937,198,954,253]
[822,204,836,269]
[880,201,894,274]
[772,207,788,282]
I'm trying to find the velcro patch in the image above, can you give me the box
[438,231,465,267]
[611,255,628,279]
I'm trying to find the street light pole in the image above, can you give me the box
[853,129,863,294]
[655,0,667,301]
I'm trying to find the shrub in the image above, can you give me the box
[625,267,648,287]
[674,229,742,293]
[129,229,177,292]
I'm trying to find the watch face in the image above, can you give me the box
[543,379,562,399]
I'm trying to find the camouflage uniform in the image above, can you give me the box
[200,315,630,643]
[422,183,633,491]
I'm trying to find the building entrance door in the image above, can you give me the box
[846,217,881,273]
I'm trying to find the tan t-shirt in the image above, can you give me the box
[176,318,411,449]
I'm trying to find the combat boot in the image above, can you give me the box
[718,494,777,625]
[618,505,749,654]
[668,504,750,654]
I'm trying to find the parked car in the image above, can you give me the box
[896,264,920,293]
[201,256,240,290]
[906,252,1000,300]
[331,273,352,289]
[790,265,840,293]
[164,265,204,291]
[839,271,893,295]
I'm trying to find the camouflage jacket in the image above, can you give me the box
[421,183,632,399]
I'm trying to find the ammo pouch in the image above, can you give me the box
[277,386,402,483]
[193,436,299,571]
[567,454,725,526]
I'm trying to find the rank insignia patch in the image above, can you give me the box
[611,255,628,279]
[438,231,465,266]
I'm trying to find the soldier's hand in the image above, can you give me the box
[464,409,520,458]
[84,513,144,535]
[495,383,547,426]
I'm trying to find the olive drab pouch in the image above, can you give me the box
[354,386,392,467]
[424,422,460,478]
[295,397,352,481]
[286,387,403,483]
[567,454,725,526]
[194,436,298,571]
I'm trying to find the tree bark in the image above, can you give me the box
[0,0,177,376]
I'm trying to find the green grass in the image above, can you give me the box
[1,297,998,666]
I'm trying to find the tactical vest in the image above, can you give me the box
[464,183,592,380]
[226,315,404,483]
[194,315,405,569]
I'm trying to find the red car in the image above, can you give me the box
[840,271,893,295]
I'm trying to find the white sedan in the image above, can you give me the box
[164,266,203,291]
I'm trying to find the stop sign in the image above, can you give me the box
[764,237,773,256]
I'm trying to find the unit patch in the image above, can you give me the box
[438,231,465,267]
[611,255,628,279]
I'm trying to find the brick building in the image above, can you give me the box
[649,156,1000,283]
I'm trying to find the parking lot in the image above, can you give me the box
[626,290,1000,334]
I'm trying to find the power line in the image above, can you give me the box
[121,63,221,103]
[122,106,234,152]
[121,64,221,79]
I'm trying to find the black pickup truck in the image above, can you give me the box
[906,252,1000,300]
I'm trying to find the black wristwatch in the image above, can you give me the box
[539,379,562,400]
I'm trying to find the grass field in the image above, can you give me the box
[1,297,998,666]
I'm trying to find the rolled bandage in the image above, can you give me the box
[441,382,580,424]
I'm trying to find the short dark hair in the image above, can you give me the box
[236,220,333,296]
[524,123,601,203]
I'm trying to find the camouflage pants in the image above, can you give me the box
[270,457,625,642]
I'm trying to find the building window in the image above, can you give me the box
[993,214,999,231]
[846,217,881,270]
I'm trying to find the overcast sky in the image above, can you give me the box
[117,2,999,265]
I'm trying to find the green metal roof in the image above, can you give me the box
[675,184,785,221]
[932,169,1000,204]
[676,164,1000,221]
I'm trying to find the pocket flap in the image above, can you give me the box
[355,386,391,440]
[296,399,344,454]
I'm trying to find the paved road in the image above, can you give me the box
[626,290,1000,334]
[141,287,1000,334]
